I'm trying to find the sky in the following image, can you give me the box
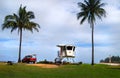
[0,0,120,63]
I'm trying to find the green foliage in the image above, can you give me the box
[37,59,54,64]
[0,63,120,78]
[100,56,120,63]
[77,0,106,25]
[2,5,40,33]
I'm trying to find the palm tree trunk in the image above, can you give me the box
[91,22,94,65]
[18,29,22,63]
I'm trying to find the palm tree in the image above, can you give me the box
[77,0,106,65]
[2,5,40,63]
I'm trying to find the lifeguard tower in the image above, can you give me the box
[55,44,75,63]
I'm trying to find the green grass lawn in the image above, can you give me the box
[0,63,120,78]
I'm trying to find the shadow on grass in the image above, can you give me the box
[107,65,120,70]
[108,68,120,70]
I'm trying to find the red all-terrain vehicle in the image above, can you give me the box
[22,55,36,64]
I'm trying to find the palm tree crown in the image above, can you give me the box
[2,5,40,33]
[77,0,106,65]
[77,0,106,25]
[2,5,40,62]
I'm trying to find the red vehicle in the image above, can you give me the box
[22,55,36,63]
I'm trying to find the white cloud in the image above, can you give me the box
[104,6,120,24]
[0,0,120,63]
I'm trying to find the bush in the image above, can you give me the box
[37,59,54,64]
[63,61,70,65]
[7,61,13,65]
[78,62,83,64]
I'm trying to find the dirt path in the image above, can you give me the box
[27,64,59,68]
[100,63,120,66]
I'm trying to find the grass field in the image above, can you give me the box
[0,63,120,78]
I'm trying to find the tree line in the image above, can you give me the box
[100,56,120,63]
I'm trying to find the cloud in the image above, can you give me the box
[0,0,120,63]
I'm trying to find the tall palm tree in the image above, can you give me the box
[2,5,40,63]
[77,0,106,65]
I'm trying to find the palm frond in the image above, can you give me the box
[4,15,14,22]
[27,11,35,19]
[2,21,17,31]
[11,26,18,32]
[23,21,40,33]
[84,0,90,6]
[77,12,84,20]
[80,16,87,24]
